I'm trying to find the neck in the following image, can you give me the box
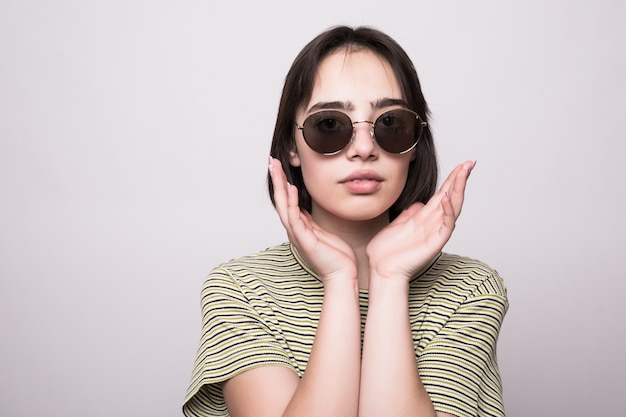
[312,210,389,289]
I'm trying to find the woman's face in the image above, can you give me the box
[290,48,414,228]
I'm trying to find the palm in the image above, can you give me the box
[269,157,357,281]
[367,161,475,281]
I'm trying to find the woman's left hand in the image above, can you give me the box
[366,160,476,282]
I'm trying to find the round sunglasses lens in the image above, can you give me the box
[302,111,352,154]
[374,109,421,153]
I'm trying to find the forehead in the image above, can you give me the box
[306,48,403,111]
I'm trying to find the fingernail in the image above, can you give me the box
[466,160,476,178]
[287,182,292,196]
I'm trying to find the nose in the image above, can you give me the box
[347,121,378,159]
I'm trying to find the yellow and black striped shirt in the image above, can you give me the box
[183,242,508,417]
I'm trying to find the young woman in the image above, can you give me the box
[183,26,508,417]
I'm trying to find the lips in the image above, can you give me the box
[340,170,383,193]
[340,170,384,183]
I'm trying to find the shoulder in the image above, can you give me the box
[207,242,297,280]
[418,252,507,300]
[201,242,318,297]
[218,242,296,269]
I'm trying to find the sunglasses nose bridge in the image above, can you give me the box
[351,120,375,140]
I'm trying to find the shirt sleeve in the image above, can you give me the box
[182,267,296,417]
[418,271,508,417]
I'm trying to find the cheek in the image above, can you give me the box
[299,161,325,194]
[391,160,412,195]
[293,146,326,192]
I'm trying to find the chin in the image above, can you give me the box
[312,199,394,224]
[336,209,390,223]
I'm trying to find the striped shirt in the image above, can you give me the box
[183,242,508,417]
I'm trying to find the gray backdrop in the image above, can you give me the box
[1,1,625,416]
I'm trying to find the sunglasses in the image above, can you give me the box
[296,108,427,155]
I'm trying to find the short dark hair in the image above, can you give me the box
[267,25,438,220]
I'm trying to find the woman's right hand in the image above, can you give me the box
[269,156,357,284]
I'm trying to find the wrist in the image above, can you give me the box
[322,273,360,294]
[368,271,410,294]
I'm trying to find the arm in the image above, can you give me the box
[360,276,507,417]
[360,275,437,417]
[223,277,361,417]
[360,161,474,417]
[222,158,362,417]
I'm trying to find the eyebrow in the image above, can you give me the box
[306,97,410,114]
[373,98,410,109]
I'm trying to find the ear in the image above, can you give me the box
[289,148,301,167]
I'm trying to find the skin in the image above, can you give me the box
[222,49,474,417]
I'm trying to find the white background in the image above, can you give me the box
[1,1,625,416]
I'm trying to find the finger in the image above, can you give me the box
[431,160,474,216]
[286,182,301,218]
[286,182,309,243]
[438,160,474,195]
[440,191,457,235]
[301,210,324,233]
[285,183,323,251]
[292,199,336,246]
[448,160,475,217]
[437,163,466,197]
[268,156,291,230]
